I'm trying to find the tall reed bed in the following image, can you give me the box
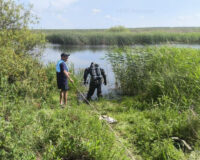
[45,30,200,45]
[106,46,200,104]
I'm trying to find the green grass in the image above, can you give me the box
[0,60,130,159]
[39,27,200,45]
[1,45,200,159]
[93,97,200,160]
[0,97,130,160]
[104,46,200,159]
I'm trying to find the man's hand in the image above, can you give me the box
[64,70,74,83]
[70,79,74,83]
[104,81,107,85]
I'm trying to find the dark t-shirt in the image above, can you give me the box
[56,61,68,87]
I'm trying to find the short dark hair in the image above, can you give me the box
[61,53,70,57]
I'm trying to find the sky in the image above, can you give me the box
[17,0,200,29]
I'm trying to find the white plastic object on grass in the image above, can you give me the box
[99,115,117,124]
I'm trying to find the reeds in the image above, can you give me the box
[106,46,200,103]
[44,30,200,45]
[105,46,200,159]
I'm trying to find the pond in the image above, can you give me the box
[40,43,200,97]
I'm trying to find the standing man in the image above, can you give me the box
[84,62,107,101]
[56,53,73,107]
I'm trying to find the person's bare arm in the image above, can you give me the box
[64,70,74,83]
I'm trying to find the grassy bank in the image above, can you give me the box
[43,28,200,45]
[0,96,129,160]
[105,46,200,159]
[2,28,200,160]
[94,97,200,160]
[2,33,200,160]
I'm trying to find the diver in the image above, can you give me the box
[84,62,107,101]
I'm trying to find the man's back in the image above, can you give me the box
[84,63,107,100]
[84,64,106,82]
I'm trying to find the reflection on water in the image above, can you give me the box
[51,44,111,53]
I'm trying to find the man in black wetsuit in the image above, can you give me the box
[84,62,107,101]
